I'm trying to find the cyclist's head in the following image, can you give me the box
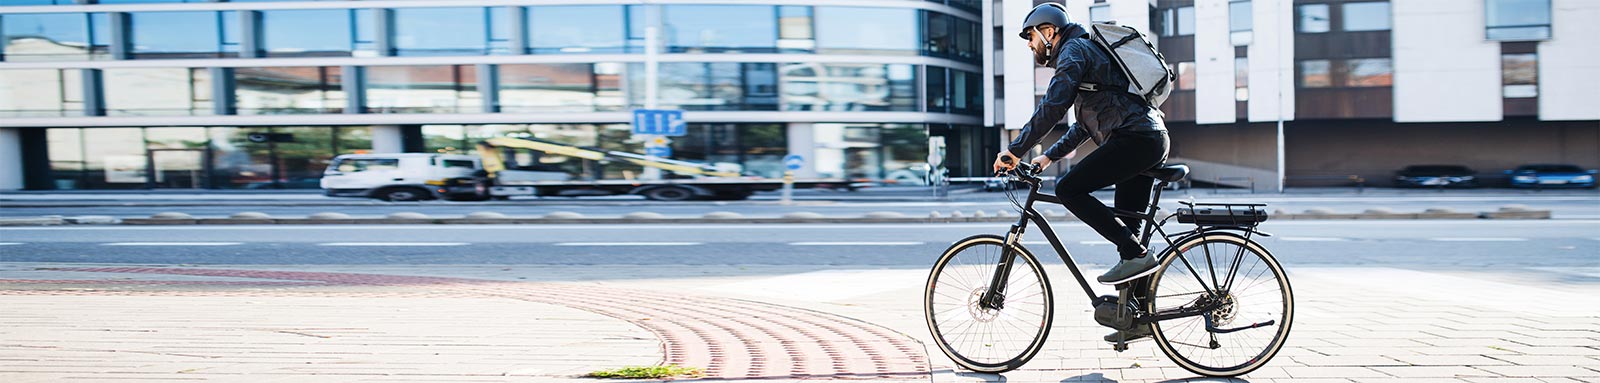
[1018,3,1084,66]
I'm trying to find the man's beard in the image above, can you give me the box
[1033,45,1052,66]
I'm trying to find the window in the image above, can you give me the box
[0,69,83,117]
[260,9,357,57]
[1341,2,1391,32]
[336,158,399,173]
[1090,5,1111,23]
[103,68,212,116]
[234,67,344,115]
[779,63,917,112]
[650,63,779,111]
[1297,4,1330,33]
[661,5,777,53]
[1299,60,1331,88]
[926,66,948,113]
[1235,57,1249,101]
[499,63,626,113]
[391,7,496,56]
[1176,62,1196,90]
[923,10,952,58]
[1502,53,1538,98]
[130,11,234,59]
[1176,7,1196,36]
[815,7,918,55]
[442,159,476,169]
[952,17,980,62]
[364,65,481,114]
[526,5,627,54]
[1341,58,1392,87]
[0,13,111,61]
[487,7,512,55]
[1230,0,1252,46]
[1487,0,1551,40]
[777,6,815,52]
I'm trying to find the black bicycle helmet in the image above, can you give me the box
[1018,3,1072,40]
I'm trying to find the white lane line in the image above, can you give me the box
[103,242,242,246]
[789,241,925,246]
[1021,241,1053,245]
[554,242,701,246]
[319,242,468,247]
[0,242,23,246]
[1279,237,1350,242]
[1079,240,1114,245]
[1428,237,1529,242]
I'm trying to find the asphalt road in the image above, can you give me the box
[3,220,1596,272]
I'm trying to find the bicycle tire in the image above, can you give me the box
[924,234,1054,373]
[1148,232,1294,377]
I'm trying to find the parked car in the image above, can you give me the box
[1506,164,1597,189]
[1394,165,1479,188]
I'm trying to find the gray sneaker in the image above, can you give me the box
[1103,325,1153,343]
[1096,255,1159,284]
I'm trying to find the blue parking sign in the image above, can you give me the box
[783,154,805,171]
[632,109,686,137]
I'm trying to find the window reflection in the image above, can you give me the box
[364,65,480,114]
[926,66,947,113]
[130,11,234,59]
[235,67,344,114]
[1486,0,1550,40]
[662,5,777,53]
[1341,2,1390,32]
[1299,60,1331,88]
[1297,4,1330,33]
[923,11,951,58]
[391,7,496,56]
[104,68,212,116]
[1,13,111,61]
[261,9,356,57]
[815,7,918,55]
[84,128,147,189]
[671,124,788,178]
[777,6,815,53]
[0,69,83,117]
[780,63,917,112]
[812,123,927,180]
[1502,53,1538,98]
[1340,58,1392,87]
[499,63,625,113]
[652,63,778,111]
[527,5,626,54]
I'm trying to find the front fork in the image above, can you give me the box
[977,224,1026,311]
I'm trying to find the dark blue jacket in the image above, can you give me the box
[1006,35,1166,160]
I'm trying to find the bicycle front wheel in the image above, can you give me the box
[1148,233,1294,377]
[924,234,1054,373]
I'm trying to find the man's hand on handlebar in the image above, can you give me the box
[1030,155,1053,170]
[993,151,1020,174]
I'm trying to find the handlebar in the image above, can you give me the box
[997,158,1043,181]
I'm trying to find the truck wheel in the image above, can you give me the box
[641,186,694,201]
[376,187,430,202]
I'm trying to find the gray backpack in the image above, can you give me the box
[1078,21,1174,108]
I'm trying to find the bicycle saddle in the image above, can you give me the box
[1142,164,1189,182]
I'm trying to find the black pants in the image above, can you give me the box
[1054,130,1169,260]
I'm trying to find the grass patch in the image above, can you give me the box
[586,365,704,379]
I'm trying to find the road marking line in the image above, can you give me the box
[554,242,701,246]
[1279,237,1349,242]
[0,242,23,246]
[789,242,924,246]
[1021,241,1053,245]
[1428,237,1529,242]
[319,242,467,247]
[1079,240,1113,245]
[103,242,242,246]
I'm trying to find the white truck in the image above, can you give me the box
[320,137,856,201]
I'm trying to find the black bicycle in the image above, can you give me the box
[923,162,1293,377]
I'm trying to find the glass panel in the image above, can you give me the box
[1235,57,1249,102]
[1487,0,1550,28]
[812,123,926,180]
[1159,8,1175,36]
[47,128,85,190]
[954,18,980,62]
[1341,2,1390,32]
[392,7,488,56]
[235,67,344,115]
[1300,60,1331,87]
[147,127,208,189]
[1502,53,1537,98]
[780,63,917,112]
[4,0,79,4]
[270,127,339,188]
[526,5,626,54]
[104,68,211,116]
[1503,84,1538,98]
[1230,1,1252,32]
[84,128,147,189]
[336,126,373,155]
[500,63,597,113]
[926,66,948,113]
[656,63,778,111]
[364,65,479,114]
[130,11,227,59]
[0,69,82,117]
[1341,58,1392,87]
[814,7,918,55]
[1177,62,1196,90]
[777,6,814,52]
[923,10,951,58]
[1487,26,1550,41]
[1176,6,1195,36]
[1090,5,1111,23]
[1298,4,1330,33]
[662,5,777,53]
[210,127,268,189]
[423,125,468,154]
[2,13,105,61]
[261,9,352,57]
[488,7,512,55]
[352,9,377,56]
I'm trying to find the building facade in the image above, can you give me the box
[992,0,1599,190]
[0,0,991,190]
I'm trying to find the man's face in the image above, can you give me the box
[1027,25,1055,66]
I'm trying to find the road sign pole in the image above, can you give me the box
[781,171,794,206]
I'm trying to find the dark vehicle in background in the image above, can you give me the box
[1506,164,1597,189]
[1394,165,1479,188]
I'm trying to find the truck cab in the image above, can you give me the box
[321,153,480,201]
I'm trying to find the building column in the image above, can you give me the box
[784,122,818,178]
[109,12,131,60]
[238,10,261,58]
[342,65,365,113]
[0,128,23,191]
[371,125,404,153]
[211,67,235,115]
[476,64,499,113]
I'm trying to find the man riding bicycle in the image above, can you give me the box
[992,3,1170,342]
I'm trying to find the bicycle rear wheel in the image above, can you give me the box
[924,234,1053,373]
[1148,233,1293,377]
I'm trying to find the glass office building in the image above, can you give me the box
[0,0,988,190]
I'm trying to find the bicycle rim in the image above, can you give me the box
[924,235,1054,373]
[1149,233,1294,377]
